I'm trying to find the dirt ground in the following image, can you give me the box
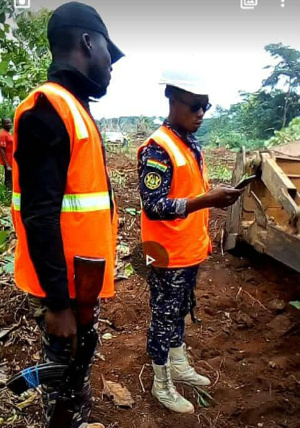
[0,151,300,428]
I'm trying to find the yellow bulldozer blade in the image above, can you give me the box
[225,143,300,272]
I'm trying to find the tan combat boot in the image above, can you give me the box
[151,361,194,414]
[170,344,211,387]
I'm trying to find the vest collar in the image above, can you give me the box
[48,63,103,111]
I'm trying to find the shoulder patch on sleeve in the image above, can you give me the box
[146,159,168,173]
[144,171,162,190]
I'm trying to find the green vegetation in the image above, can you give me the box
[98,45,300,153]
[263,43,300,129]
[0,165,11,206]
[204,150,232,182]
[266,117,300,147]
[0,3,299,154]
[290,301,300,310]
[109,170,127,188]
[205,162,232,183]
[0,182,11,206]
[98,116,162,138]
[0,100,14,122]
[201,43,300,150]
[0,1,51,104]
[0,176,13,258]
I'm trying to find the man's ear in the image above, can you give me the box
[81,32,92,56]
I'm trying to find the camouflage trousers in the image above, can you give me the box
[28,295,100,428]
[147,265,199,365]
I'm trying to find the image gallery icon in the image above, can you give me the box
[14,0,30,8]
[240,0,258,10]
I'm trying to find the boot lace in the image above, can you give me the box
[182,345,198,377]
[165,365,178,399]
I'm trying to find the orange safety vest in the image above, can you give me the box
[12,82,118,299]
[138,125,211,268]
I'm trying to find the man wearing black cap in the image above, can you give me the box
[12,2,123,427]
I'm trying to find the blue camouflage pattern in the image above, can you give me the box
[147,266,199,365]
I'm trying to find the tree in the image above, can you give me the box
[0,0,14,36]
[204,88,300,149]
[0,1,51,103]
[263,43,300,128]
[232,90,300,140]
[0,100,14,121]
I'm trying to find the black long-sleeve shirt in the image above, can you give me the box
[14,63,103,311]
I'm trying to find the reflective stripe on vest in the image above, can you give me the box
[41,85,88,140]
[12,192,110,212]
[152,128,187,167]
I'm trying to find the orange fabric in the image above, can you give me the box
[138,125,211,268]
[12,82,117,299]
[0,129,13,166]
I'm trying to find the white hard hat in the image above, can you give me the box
[159,68,209,96]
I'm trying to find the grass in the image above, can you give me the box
[109,170,127,188]
[105,142,137,161]
[204,147,235,183]
[0,183,11,207]
[105,143,234,182]
[205,156,232,183]
[206,163,232,182]
[0,167,11,207]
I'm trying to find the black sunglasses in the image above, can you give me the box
[177,97,212,113]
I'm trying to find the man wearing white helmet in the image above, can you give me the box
[137,69,243,414]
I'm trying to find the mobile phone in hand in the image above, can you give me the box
[235,175,257,190]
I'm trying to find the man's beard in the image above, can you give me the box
[90,84,107,99]
[88,71,109,99]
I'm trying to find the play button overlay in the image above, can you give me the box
[131,241,169,279]
[146,254,155,266]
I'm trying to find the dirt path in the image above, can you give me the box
[0,152,299,428]
[93,241,300,427]
[92,154,300,428]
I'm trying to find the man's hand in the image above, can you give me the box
[6,166,12,171]
[187,184,243,214]
[45,307,77,339]
[206,184,243,208]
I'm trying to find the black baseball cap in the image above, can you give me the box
[47,1,124,64]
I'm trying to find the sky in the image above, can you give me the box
[16,0,300,119]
